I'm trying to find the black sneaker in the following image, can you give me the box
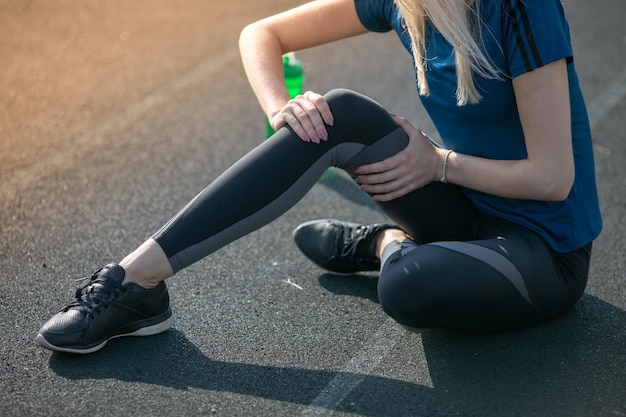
[36,263,173,354]
[293,219,401,275]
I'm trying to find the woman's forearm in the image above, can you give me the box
[442,150,574,202]
[239,22,291,120]
[238,0,369,120]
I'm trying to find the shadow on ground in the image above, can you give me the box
[48,289,625,417]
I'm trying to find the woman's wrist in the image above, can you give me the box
[434,147,453,183]
[266,98,291,129]
[440,149,454,183]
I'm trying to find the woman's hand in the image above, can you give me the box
[239,0,366,142]
[355,115,442,202]
[269,91,334,143]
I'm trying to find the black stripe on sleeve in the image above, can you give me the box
[503,0,533,72]
[515,0,544,68]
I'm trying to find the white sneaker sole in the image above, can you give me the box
[35,314,174,354]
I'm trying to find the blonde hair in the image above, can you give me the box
[394,0,502,105]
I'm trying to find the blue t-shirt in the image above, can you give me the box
[355,0,602,252]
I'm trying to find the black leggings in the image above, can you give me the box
[153,89,590,332]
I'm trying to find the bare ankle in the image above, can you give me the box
[375,229,410,258]
[119,238,174,288]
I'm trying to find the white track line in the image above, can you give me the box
[301,317,409,416]
[587,68,626,131]
[588,68,626,157]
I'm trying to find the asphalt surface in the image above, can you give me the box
[1,1,624,416]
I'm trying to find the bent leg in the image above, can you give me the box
[152,89,409,273]
[377,216,590,332]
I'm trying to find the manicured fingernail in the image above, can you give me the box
[325,116,334,126]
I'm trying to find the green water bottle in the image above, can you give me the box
[266,52,305,138]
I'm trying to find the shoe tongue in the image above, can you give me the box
[73,264,126,308]
[89,264,125,293]
[351,224,380,261]
[99,263,125,282]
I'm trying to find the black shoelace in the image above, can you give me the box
[65,268,127,320]
[338,224,376,262]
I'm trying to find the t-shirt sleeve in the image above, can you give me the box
[354,0,395,33]
[502,0,573,78]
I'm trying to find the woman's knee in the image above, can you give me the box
[323,89,396,137]
[324,88,371,105]
[377,267,431,327]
